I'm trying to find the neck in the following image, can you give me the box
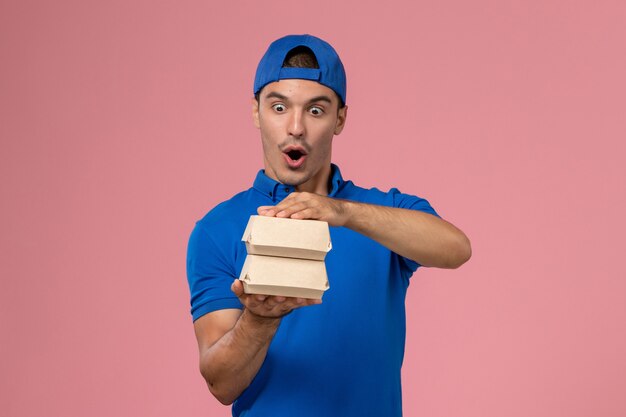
[295,163,332,195]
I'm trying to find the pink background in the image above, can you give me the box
[1,1,625,416]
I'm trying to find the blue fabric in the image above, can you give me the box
[186,164,438,417]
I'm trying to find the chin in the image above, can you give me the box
[277,171,308,186]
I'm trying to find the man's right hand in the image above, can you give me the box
[193,280,321,405]
[231,279,321,319]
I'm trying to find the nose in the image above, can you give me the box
[287,109,305,138]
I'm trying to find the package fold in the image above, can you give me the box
[239,215,331,299]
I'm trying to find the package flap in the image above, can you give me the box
[239,255,329,299]
[242,215,332,260]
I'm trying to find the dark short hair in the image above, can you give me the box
[255,46,345,108]
[282,46,320,69]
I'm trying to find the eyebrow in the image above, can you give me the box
[264,92,288,101]
[264,92,333,105]
[307,95,333,105]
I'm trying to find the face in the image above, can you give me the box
[252,79,347,194]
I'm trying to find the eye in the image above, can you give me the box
[309,106,324,116]
[272,104,286,113]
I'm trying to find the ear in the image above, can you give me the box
[252,97,260,129]
[334,105,348,135]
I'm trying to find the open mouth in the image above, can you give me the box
[287,150,304,161]
[283,146,308,168]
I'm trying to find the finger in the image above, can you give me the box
[270,199,298,214]
[241,293,269,311]
[277,303,292,315]
[231,279,244,297]
[270,192,304,210]
[262,295,279,308]
[255,296,286,313]
[282,296,316,309]
[235,293,259,310]
[257,206,276,216]
[263,294,288,310]
[289,207,318,220]
[247,295,320,318]
[275,202,310,218]
[278,192,301,202]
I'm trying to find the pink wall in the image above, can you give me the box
[1,1,625,416]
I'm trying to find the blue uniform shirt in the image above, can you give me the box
[187,164,438,417]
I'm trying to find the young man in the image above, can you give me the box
[187,34,471,416]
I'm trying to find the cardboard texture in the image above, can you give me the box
[242,215,332,260]
[240,255,329,299]
[239,215,332,299]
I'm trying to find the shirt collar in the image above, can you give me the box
[252,163,345,202]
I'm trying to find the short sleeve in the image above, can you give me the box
[186,222,243,321]
[390,188,440,274]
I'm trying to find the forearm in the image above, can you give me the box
[259,192,471,268]
[200,309,280,404]
[343,201,471,268]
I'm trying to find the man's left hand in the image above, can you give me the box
[257,192,349,226]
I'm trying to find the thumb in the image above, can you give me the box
[231,279,245,297]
